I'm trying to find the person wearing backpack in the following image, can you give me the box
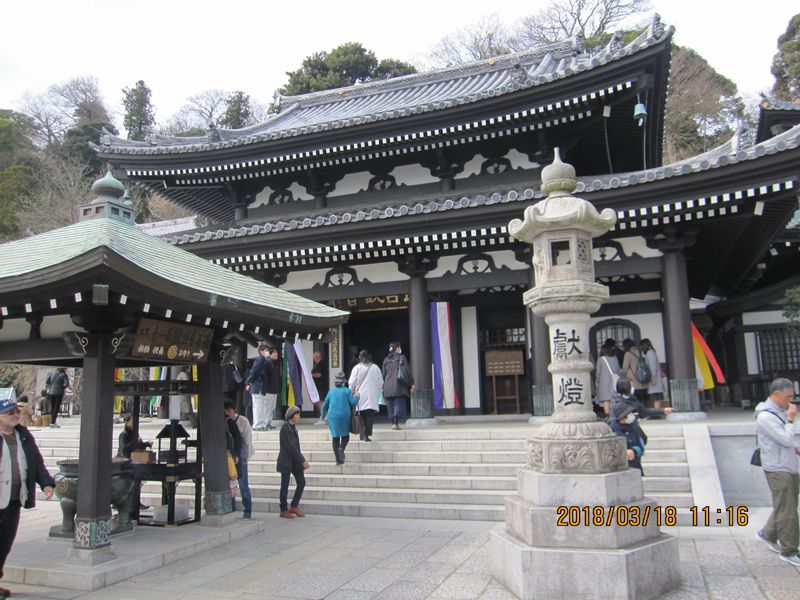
[45,368,69,428]
[621,339,650,403]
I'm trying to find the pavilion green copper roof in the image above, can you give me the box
[0,217,348,329]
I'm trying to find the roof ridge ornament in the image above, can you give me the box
[79,171,136,225]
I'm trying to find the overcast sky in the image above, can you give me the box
[1,0,796,128]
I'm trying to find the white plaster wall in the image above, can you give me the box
[615,236,663,259]
[283,262,407,291]
[505,149,539,170]
[743,311,788,326]
[461,306,481,410]
[0,315,85,343]
[327,172,372,197]
[456,155,487,179]
[392,164,439,187]
[287,182,313,202]
[426,250,527,278]
[744,332,760,375]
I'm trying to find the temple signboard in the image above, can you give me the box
[130,318,213,363]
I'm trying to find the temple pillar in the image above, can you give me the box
[400,256,439,426]
[69,332,116,565]
[651,231,704,418]
[196,343,232,518]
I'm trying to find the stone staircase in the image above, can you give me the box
[34,418,693,522]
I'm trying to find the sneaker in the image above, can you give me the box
[265,425,276,431]
[279,510,295,519]
[49,423,60,428]
[242,513,251,520]
[391,424,399,430]
[757,530,781,553]
[313,419,326,426]
[780,553,800,567]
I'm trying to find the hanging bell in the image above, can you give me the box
[633,102,647,126]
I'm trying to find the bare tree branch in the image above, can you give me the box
[426,14,513,69]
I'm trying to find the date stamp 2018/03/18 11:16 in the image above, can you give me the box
[555,505,749,527]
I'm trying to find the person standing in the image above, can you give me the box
[595,338,621,417]
[225,401,253,519]
[176,366,198,429]
[608,403,648,475]
[640,339,665,410]
[311,351,328,425]
[0,397,55,599]
[246,344,279,431]
[621,339,648,403]
[349,350,383,442]
[45,368,69,428]
[382,341,414,430]
[321,372,358,464]
[277,405,308,518]
[755,378,800,565]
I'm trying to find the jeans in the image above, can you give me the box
[279,466,306,512]
[385,396,406,421]
[0,500,21,578]
[253,392,277,428]
[231,461,252,516]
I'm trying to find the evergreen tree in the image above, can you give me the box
[219,91,253,129]
[282,42,416,96]
[771,14,800,101]
[122,81,156,141]
[59,121,119,178]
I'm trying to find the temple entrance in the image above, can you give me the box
[342,309,409,377]
[479,306,529,414]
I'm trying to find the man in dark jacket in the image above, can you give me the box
[277,405,308,518]
[246,344,279,431]
[382,341,414,430]
[610,378,672,421]
[0,397,55,598]
[45,368,69,428]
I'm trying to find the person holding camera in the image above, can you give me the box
[754,378,800,566]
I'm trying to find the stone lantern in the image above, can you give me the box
[491,150,678,600]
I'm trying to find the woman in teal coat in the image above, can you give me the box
[321,371,358,465]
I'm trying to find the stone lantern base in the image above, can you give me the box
[491,464,679,599]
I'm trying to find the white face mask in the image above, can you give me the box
[624,413,636,425]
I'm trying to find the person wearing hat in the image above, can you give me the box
[0,398,55,599]
[608,401,648,475]
[382,341,414,430]
[321,372,358,465]
[276,405,308,518]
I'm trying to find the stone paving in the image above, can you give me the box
[5,504,800,600]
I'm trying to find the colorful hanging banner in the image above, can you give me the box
[294,339,320,404]
[430,302,460,409]
[690,322,725,390]
[113,369,124,413]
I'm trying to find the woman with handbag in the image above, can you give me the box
[321,372,358,464]
[348,350,383,442]
[382,342,414,430]
[595,338,621,418]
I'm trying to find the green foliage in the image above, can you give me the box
[786,287,800,341]
[0,164,35,237]
[663,46,743,162]
[282,42,416,96]
[771,14,800,101]
[122,81,156,141]
[219,91,253,129]
[59,121,119,178]
[0,365,19,389]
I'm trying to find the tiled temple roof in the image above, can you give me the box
[163,122,800,247]
[98,15,672,156]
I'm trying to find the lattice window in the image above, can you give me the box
[481,327,527,347]
[589,318,641,357]
[757,327,800,374]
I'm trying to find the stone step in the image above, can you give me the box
[251,449,527,463]
[643,437,685,450]
[638,462,690,477]
[643,492,695,509]
[243,472,519,491]
[638,449,686,462]
[642,477,692,493]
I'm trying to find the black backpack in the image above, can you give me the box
[634,353,651,384]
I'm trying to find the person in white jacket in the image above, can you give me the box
[348,350,383,442]
[754,378,800,565]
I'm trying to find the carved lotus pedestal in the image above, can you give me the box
[491,427,679,599]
